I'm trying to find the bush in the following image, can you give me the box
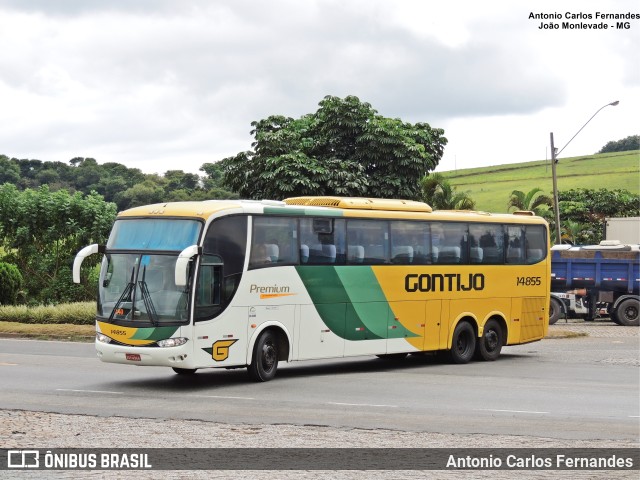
[0,302,95,325]
[0,262,23,305]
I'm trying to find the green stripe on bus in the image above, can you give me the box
[296,266,417,341]
[130,326,179,340]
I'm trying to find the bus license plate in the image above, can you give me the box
[125,353,141,361]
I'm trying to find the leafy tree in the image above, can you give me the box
[598,135,640,154]
[219,95,447,200]
[419,172,476,210]
[0,155,20,184]
[558,188,640,244]
[0,184,117,303]
[117,178,166,210]
[507,188,552,216]
[0,262,23,305]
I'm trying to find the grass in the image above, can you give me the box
[442,150,640,213]
[0,302,94,325]
[0,321,94,341]
[545,329,588,339]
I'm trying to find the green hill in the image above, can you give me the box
[441,150,640,213]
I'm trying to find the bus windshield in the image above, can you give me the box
[99,219,202,325]
[98,253,189,325]
[107,218,201,251]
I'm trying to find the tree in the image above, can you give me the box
[598,135,640,154]
[0,155,20,184]
[507,188,552,216]
[219,95,447,200]
[0,184,117,303]
[419,172,476,210]
[0,262,23,305]
[558,188,640,244]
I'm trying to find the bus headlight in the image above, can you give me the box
[96,333,112,344]
[157,337,188,348]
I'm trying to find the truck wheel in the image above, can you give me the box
[449,322,476,364]
[474,319,503,361]
[614,298,639,327]
[549,297,563,325]
[248,330,279,381]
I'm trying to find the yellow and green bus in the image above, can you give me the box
[73,196,549,381]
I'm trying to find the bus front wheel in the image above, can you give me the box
[449,321,476,364]
[248,330,279,382]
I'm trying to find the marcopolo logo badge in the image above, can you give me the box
[7,450,39,468]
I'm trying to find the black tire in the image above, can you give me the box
[449,321,476,364]
[172,367,197,375]
[613,298,640,327]
[549,297,563,325]
[248,330,279,382]
[474,319,503,361]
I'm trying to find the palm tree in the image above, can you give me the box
[507,188,552,216]
[420,173,476,210]
[562,220,586,244]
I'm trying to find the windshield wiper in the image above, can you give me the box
[138,266,159,326]
[108,267,135,322]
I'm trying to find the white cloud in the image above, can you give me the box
[0,0,637,175]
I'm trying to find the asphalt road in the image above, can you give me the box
[0,324,638,441]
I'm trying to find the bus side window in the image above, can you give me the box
[299,218,345,265]
[525,225,547,264]
[348,219,388,265]
[471,223,504,264]
[251,217,298,268]
[506,225,524,264]
[390,221,430,265]
[437,223,468,264]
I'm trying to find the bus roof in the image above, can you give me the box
[117,197,546,224]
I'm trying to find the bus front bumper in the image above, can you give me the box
[95,340,194,369]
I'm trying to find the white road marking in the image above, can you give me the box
[190,395,255,400]
[327,402,398,408]
[56,389,123,395]
[476,408,549,414]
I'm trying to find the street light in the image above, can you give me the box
[550,100,620,244]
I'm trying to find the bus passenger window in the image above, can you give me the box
[470,224,504,264]
[348,220,388,265]
[525,225,547,264]
[506,225,524,264]
[251,217,298,267]
[436,223,468,264]
[390,221,430,264]
[299,218,345,265]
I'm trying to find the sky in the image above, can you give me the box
[0,0,638,175]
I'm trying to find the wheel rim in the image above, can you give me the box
[261,340,277,372]
[623,305,638,321]
[456,332,470,354]
[485,329,499,352]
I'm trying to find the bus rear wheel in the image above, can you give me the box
[449,321,476,364]
[248,330,279,382]
[474,319,503,361]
